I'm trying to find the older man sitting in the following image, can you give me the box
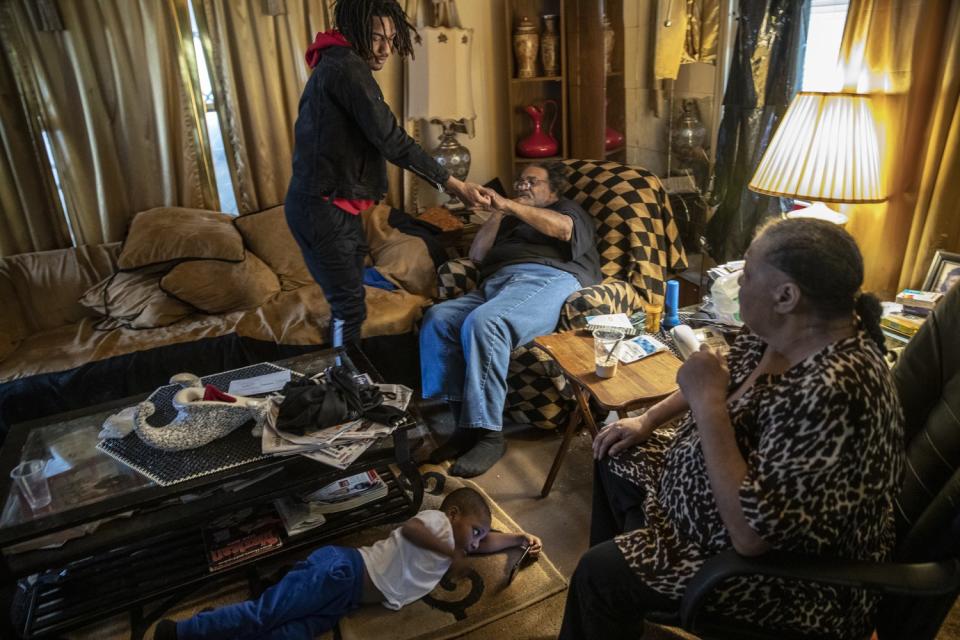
[420,161,603,477]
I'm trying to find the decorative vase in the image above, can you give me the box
[513,16,539,79]
[517,100,559,158]
[540,14,559,76]
[431,119,471,182]
[605,126,624,151]
[670,99,707,162]
[602,13,615,74]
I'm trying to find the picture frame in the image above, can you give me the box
[922,250,960,293]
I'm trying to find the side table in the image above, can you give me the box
[533,331,682,498]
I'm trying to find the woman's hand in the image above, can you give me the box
[593,414,655,460]
[677,344,729,413]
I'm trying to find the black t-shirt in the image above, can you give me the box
[479,197,603,287]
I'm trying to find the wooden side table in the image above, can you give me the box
[533,331,682,497]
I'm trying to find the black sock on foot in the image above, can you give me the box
[429,427,479,464]
[450,430,506,477]
[154,619,178,640]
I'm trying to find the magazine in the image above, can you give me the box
[303,470,389,513]
[203,507,284,572]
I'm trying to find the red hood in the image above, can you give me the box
[305,29,351,69]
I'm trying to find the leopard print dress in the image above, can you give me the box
[608,330,904,637]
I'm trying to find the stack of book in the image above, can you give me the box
[895,289,943,316]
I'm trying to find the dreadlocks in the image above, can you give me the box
[334,0,418,60]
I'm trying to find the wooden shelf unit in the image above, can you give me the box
[565,0,626,161]
[505,0,568,175]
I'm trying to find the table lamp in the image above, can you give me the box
[406,26,476,191]
[748,92,886,225]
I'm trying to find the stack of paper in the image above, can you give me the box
[261,380,412,470]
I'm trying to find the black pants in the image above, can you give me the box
[590,456,649,545]
[558,459,680,640]
[285,191,368,347]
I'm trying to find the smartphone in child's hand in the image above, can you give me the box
[507,545,533,585]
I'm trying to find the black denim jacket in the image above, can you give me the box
[287,46,449,200]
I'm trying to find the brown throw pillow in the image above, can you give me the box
[363,204,437,298]
[118,207,244,271]
[80,270,194,329]
[233,206,314,289]
[161,253,281,314]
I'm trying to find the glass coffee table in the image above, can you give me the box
[0,347,423,639]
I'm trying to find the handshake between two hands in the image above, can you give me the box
[457,182,527,214]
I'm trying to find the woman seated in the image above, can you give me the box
[560,218,904,639]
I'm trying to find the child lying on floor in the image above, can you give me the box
[155,487,541,640]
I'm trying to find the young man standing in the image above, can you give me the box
[286,0,489,350]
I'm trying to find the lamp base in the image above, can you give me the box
[431,119,471,205]
[785,201,848,226]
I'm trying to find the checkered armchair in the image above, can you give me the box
[435,160,687,429]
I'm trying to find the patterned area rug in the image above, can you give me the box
[66,464,567,640]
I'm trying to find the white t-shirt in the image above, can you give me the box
[358,509,454,610]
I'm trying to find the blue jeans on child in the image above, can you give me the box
[176,546,364,640]
[420,263,580,430]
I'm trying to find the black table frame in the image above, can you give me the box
[0,346,424,639]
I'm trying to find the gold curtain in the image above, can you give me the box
[192,0,327,214]
[839,0,960,297]
[194,0,407,213]
[0,0,217,246]
[0,37,68,256]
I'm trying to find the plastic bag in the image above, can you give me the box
[711,271,743,326]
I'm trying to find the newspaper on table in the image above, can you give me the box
[260,380,413,470]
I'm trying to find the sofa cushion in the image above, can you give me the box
[1,243,120,333]
[362,204,437,298]
[118,208,244,271]
[235,283,429,345]
[233,206,314,289]
[161,254,281,314]
[79,269,194,329]
[0,266,27,359]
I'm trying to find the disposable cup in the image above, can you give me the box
[643,303,663,334]
[594,329,624,378]
[10,459,52,510]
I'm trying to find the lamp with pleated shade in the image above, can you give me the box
[748,92,886,225]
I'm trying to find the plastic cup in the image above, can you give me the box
[10,459,52,510]
[643,302,663,334]
[594,329,624,378]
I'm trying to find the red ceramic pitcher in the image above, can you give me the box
[517,100,559,158]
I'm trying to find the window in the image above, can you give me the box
[801,0,850,92]
[188,0,237,214]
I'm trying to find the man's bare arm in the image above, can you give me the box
[483,189,573,242]
[468,211,506,263]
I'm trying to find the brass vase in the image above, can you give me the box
[602,13,615,74]
[513,16,539,78]
[540,14,559,76]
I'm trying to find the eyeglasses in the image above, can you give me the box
[513,176,549,189]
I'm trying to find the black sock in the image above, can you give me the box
[450,430,506,478]
[428,427,479,464]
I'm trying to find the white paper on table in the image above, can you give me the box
[228,370,291,396]
[379,383,412,411]
[586,313,633,330]
[619,335,668,363]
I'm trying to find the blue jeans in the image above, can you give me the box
[176,546,364,640]
[420,263,580,430]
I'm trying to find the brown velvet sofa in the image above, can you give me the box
[0,204,438,439]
